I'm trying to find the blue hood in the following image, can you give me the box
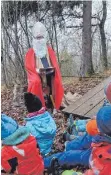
[2,126,30,145]
[1,114,18,140]
[92,134,111,144]
[97,105,111,137]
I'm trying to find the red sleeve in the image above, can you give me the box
[1,146,16,173]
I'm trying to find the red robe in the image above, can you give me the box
[25,46,64,110]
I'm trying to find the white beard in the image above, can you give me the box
[32,38,47,58]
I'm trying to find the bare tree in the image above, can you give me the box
[2,1,9,86]
[52,15,60,63]
[99,1,107,69]
[81,1,94,77]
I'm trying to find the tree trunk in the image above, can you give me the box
[2,1,8,87]
[52,16,60,63]
[14,1,25,83]
[99,1,107,69]
[81,1,94,77]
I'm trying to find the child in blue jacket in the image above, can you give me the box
[24,92,57,156]
[44,133,93,168]
[44,117,102,169]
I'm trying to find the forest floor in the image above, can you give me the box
[1,69,111,174]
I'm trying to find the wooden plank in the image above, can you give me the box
[86,100,104,118]
[63,76,111,113]
[71,89,104,116]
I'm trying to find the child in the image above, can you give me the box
[44,133,93,169]
[24,92,57,156]
[1,114,44,175]
[85,105,111,175]
[44,118,101,170]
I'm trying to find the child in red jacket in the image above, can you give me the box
[1,114,44,175]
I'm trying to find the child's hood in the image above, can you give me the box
[24,111,56,138]
[92,134,111,144]
[2,126,30,146]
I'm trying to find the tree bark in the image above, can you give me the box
[81,1,94,77]
[2,1,9,87]
[52,15,60,63]
[99,1,107,69]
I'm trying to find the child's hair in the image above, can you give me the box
[24,92,42,113]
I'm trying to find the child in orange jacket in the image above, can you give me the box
[84,105,111,175]
[1,114,44,175]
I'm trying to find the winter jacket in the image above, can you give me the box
[25,111,56,156]
[2,135,44,175]
[87,135,111,175]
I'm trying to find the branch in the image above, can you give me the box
[40,8,50,21]
[63,13,83,18]
[66,24,99,28]
[66,25,82,28]
[2,19,24,71]
[100,1,107,26]
[60,13,101,21]
[1,47,17,68]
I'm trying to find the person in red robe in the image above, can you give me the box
[24,22,64,111]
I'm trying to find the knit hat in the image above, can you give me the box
[1,114,18,140]
[24,92,42,113]
[1,114,30,145]
[104,82,111,103]
[96,105,111,137]
[62,170,82,175]
[86,119,99,136]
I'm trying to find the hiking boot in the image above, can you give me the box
[50,157,63,175]
[63,132,74,142]
[67,114,75,134]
